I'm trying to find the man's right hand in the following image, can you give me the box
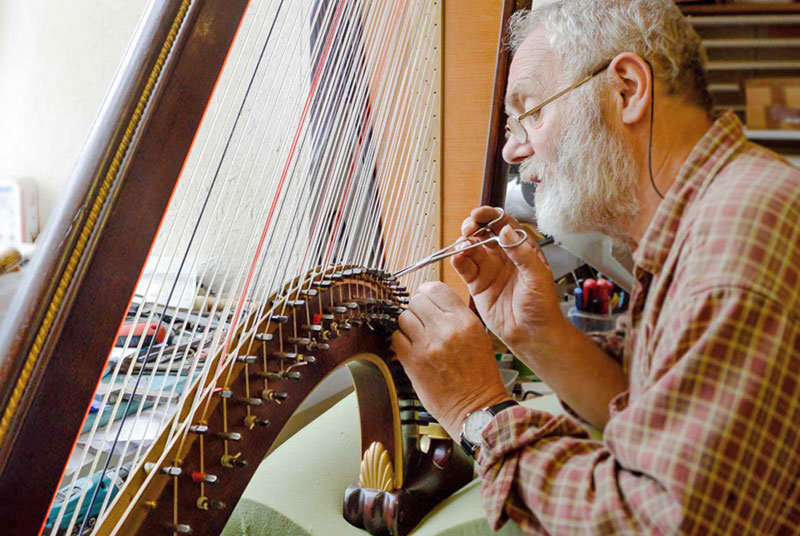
[451,206,567,355]
[452,206,627,429]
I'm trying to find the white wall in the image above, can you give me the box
[0,0,149,228]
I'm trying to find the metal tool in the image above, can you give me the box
[394,208,528,279]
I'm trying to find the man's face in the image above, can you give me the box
[503,27,640,241]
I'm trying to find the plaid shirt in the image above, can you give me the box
[477,112,800,535]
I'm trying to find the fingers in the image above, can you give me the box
[498,224,551,278]
[460,206,522,238]
[397,308,425,342]
[391,329,412,359]
[416,281,466,312]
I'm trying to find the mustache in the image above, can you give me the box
[518,159,549,183]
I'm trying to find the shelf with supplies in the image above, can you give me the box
[680,3,800,165]
[680,3,800,17]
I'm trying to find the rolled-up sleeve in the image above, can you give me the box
[476,287,800,535]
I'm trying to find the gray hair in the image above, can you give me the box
[508,0,713,112]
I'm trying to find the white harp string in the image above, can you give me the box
[51,1,443,534]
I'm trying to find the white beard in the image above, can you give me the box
[520,88,640,242]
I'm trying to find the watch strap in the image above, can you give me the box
[486,399,519,417]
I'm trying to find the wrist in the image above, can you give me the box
[507,315,575,364]
[442,388,510,440]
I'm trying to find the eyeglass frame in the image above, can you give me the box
[505,62,611,144]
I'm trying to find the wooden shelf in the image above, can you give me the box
[744,129,800,140]
[681,3,800,16]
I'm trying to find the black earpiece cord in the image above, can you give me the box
[647,60,665,200]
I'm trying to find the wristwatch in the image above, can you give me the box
[459,400,519,458]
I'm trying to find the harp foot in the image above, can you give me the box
[343,486,409,536]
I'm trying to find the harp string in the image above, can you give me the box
[52,0,441,532]
[58,1,298,532]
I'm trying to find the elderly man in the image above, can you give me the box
[392,1,800,534]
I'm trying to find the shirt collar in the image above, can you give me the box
[633,111,746,274]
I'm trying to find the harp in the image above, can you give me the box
[0,0,517,535]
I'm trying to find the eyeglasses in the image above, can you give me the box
[505,63,610,144]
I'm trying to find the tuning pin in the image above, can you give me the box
[254,333,274,342]
[285,300,305,307]
[307,341,329,351]
[272,351,301,361]
[197,497,226,511]
[339,322,352,331]
[238,397,263,407]
[283,371,302,381]
[236,355,257,364]
[220,453,248,468]
[269,315,289,324]
[189,424,208,435]
[213,431,241,442]
[244,415,270,429]
[326,306,347,314]
[165,524,192,534]
[191,472,218,484]
[287,337,311,346]
[144,463,182,477]
[299,289,318,297]
[302,324,323,333]
[214,388,233,399]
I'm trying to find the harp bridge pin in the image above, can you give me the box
[285,300,305,307]
[254,333,274,342]
[220,452,248,468]
[244,415,270,429]
[236,355,258,364]
[326,306,347,314]
[299,289,318,297]
[269,315,290,324]
[262,389,288,403]
[287,337,311,346]
[238,397,263,407]
[197,497,226,511]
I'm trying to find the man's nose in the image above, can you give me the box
[502,134,533,164]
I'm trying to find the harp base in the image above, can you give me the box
[343,440,473,536]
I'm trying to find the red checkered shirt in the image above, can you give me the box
[477,112,800,535]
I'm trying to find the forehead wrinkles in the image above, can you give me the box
[505,27,557,112]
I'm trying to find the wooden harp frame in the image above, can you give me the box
[0,0,519,534]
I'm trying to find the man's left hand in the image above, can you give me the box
[391,282,511,439]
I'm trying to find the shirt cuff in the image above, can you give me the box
[476,405,590,529]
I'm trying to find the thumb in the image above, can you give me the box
[498,225,551,277]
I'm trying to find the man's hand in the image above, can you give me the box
[452,207,627,429]
[452,206,569,354]
[392,282,510,439]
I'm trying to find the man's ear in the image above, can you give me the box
[608,53,651,126]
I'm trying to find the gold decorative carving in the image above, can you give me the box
[359,442,394,491]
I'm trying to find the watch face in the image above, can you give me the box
[463,410,493,444]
